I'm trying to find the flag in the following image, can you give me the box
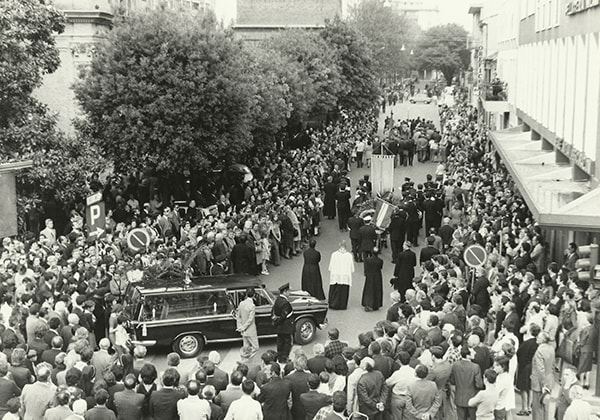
[374,198,395,230]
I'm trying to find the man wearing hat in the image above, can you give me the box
[272,283,294,362]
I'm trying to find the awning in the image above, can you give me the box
[490,127,600,231]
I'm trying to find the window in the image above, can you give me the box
[235,288,272,307]
[142,291,234,320]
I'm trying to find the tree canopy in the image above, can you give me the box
[75,9,260,175]
[413,23,470,85]
[320,17,380,112]
[1,0,104,219]
[348,0,418,80]
[0,0,65,125]
[261,29,344,125]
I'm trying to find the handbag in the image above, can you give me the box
[557,334,576,365]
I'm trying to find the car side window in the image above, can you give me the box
[254,289,271,306]
[142,291,234,320]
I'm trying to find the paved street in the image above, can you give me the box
[147,102,441,372]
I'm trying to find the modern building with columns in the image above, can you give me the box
[470,0,600,260]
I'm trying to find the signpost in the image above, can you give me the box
[85,192,106,239]
[127,228,150,253]
[463,244,488,268]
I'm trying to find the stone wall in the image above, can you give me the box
[236,0,342,26]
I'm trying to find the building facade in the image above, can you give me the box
[469,0,600,258]
[34,0,214,133]
[388,0,440,29]
[232,0,343,43]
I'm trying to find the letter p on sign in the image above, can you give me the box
[86,193,106,238]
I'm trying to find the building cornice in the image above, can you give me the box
[62,10,113,27]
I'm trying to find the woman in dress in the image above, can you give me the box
[516,323,540,416]
[576,312,596,389]
[327,241,354,309]
[268,214,281,267]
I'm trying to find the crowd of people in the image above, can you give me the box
[0,91,598,420]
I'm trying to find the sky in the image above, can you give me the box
[213,0,475,32]
[438,0,474,31]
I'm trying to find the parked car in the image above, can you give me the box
[125,274,328,357]
[409,93,432,104]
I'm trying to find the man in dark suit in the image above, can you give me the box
[114,374,145,420]
[272,283,294,362]
[404,198,421,246]
[85,389,117,420]
[40,336,62,367]
[307,343,329,374]
[258,362,291,420]
[347,213,364,262]
[449,346,483,420]
[426,314,443,346]
[438,217,454,251]
[357,357,387,420]
[358,217,377,261]
[423,194,444,233]
[231,234,254,274]
[148,368,186,420]
[336,183,352,231]
[323,177,337,220]
[43,317,61,347]
[207,351,230,392]
[393,241,417,301]
[419,236,439,265]
[215,370,244,413]
[502,302,521,335]
[388,208,407,263]
[204,361,228,395]
[286,355,310,420]
[471,267,491,313]
[300,373,331,420]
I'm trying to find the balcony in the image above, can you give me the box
[481,79,508,101]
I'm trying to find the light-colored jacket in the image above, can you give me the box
[236,297,257,337]
[531,343,555,392]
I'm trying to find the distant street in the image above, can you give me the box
[147,101,440,373]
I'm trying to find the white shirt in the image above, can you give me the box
[224,394,262,420]
[177,396,211,420]
[386,365,416,396]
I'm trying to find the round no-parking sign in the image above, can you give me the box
[463,244,487,268]
[127,228,150,252]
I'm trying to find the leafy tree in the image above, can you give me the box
[0,0,65,125]
[321,17,380,112]
[414,24,470,85]
[349,0,418,80]
[0,0,103,224]
[245,46,293,151]
[3,111,106,206]
[74,8,260,175]
[262,30,343,125]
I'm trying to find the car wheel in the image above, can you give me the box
[173,333,204,358]
[294,318,316,345]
